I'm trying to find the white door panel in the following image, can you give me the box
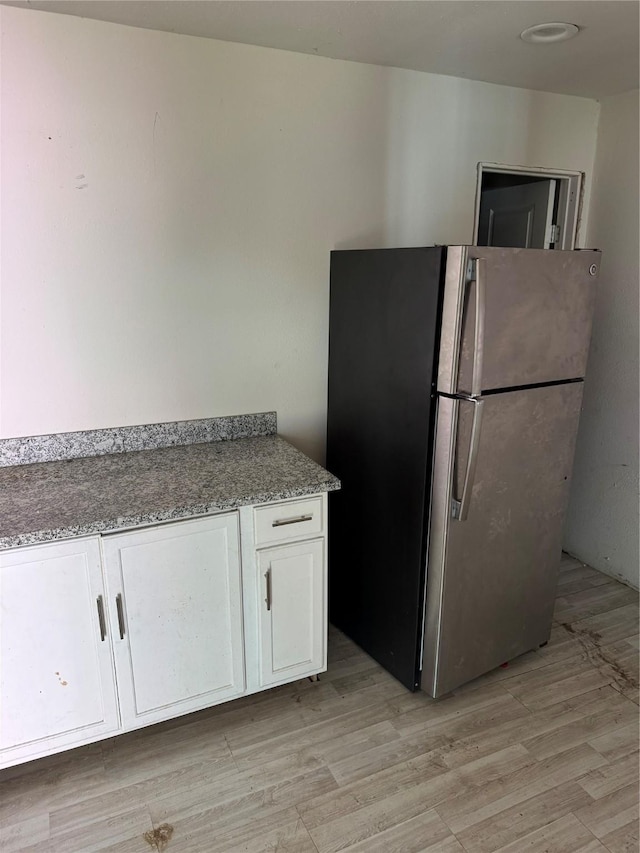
[103,515,245,728]
[257,539,325,686]
[478,180,556,248]
[0,538,119,764]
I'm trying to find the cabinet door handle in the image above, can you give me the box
[272,514,313,528]
[265,569,272,611]
[115,593,126,640]
[96,595,107,642]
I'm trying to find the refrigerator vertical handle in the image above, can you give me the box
[452,398,484,521]
[469,257,486,397]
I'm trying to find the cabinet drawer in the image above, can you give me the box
[254,496,323,546]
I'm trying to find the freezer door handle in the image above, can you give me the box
[468,257,486,397]
[452,398,484,521]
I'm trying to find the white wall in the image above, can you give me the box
[0,6,600,460]
[564,89,640,589]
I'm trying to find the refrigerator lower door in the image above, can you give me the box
[422,382,584,698]
[437,246,599,395]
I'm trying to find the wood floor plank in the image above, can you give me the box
[521,692,638,759]
[150,803,304,853]
[503,657,615,711]
[596,643,638,696]
[335,808,456,853]
[575,783,640,840]
[0,748,108,827]
[297,752,444,832]
[306,720,401,767]
[185,813,319,853]
[184,675,338,741]
[307,746,534,853]
[0,813,49,853]
[600,817,639,853]
[298,745,540,843]
[295,675,408,726]
[101,719,232,773]
[219,667,399,753]
[147,750,338,827]
[328,663,401,696]
[588,721,640,762]
[569,604,639,646]
[319,655,381,683]
[330,693,530,785]
[578,753,640,800]
[307,777,457,853]
[390,682,520,732]
[48,806,153,853]
[572,842,614,853]
[492,812,598,852]
[98,840,162,853]
[611,683,640,705]
[48,754,238,839]
[434,743,608,835]
[229,700,402,770]
[453,781,594,853]
[434,687,620,770]
[554,586,638,624]
[555,626,639,702]
[103,735,237,790]
[557,574,616,596]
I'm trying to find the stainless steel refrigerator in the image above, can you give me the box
[326,245,599,697]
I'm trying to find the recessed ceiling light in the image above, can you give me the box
[520,22,580,44]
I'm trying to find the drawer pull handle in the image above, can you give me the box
[96,595,107,642]
[265,569,272,611]
[115,593,126,640]
[272,514,313,528]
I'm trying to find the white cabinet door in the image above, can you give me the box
[257,539,325,687]
[0,538,120,768]
[102,515,245,729]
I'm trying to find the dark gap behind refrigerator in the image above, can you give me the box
[326,247,447,690]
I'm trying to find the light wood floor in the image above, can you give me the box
[1,554,638,853]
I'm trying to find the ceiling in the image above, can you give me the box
[3,0,638,98]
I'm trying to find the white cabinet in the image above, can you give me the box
[101,514,245,729]
[0,538,120,766]
[0,494,329,769]
[256,539,326,687]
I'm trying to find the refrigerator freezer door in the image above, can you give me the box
[437,247,599,395]
[422,382,584,697]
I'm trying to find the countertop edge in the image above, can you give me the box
[0,478,340,551]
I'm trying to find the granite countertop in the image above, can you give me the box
[0,435,340,550]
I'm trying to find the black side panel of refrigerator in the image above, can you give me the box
[326,247,444,690]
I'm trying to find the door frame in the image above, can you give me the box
[473,163,584,250]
